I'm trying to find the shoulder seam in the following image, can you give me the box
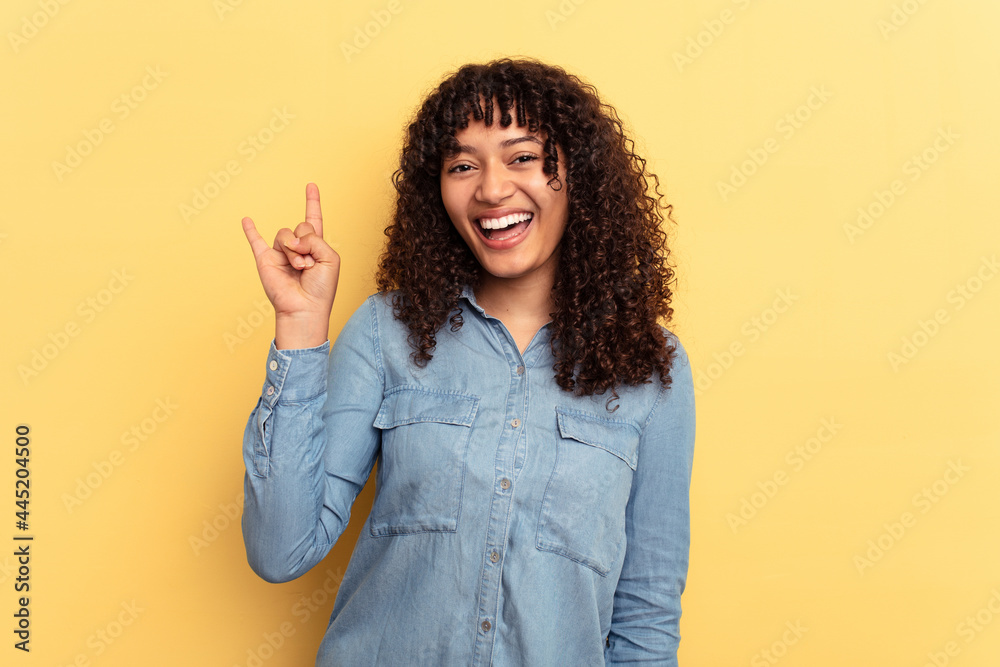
[366,295,386,391]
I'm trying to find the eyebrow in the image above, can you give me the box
[454,135,544,155]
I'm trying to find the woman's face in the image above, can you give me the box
[440,114,569,288]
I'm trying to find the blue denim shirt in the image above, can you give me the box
[241,287,696,666]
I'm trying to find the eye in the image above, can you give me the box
[447,164,473,173]
[512,154,539,165]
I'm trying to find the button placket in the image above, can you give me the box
[471,316,527,665]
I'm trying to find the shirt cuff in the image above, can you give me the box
[260,338,330,407]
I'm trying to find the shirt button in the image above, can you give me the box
[516,365,525,375]
[269,360,278,371]
[481,620,492,632]
[500,478,511,490]
[510,418,521,428]
[266,386,275,396]
[489,550,500,563]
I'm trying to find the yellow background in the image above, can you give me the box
[3,0,998,664]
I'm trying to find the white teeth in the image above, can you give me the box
[478,212,532,230]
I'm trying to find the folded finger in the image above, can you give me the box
[294,221,317,237]
[285,230,339,266]
[273,228,308,269]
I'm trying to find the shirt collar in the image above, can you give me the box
[458,284,556,366]
[459,284,487,318]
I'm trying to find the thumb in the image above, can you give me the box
[284,233,340,266]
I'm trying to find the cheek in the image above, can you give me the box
[547,190,570,223]
[439,184,452,216]
[440,183,469,223]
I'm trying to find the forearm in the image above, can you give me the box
[241,340,339,582]
[241,299,385,583]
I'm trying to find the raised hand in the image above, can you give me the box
[242,182,341,349]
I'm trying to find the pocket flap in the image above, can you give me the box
[374,386,479,429]
[555,407,640,470]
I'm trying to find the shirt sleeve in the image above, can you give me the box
[241,297,384,583]
[605,334,696,665]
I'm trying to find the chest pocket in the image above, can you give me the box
[536,407,641,576]
[370,386,480,536]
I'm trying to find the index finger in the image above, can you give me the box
[241,216,271,259]
[305,182,323,238]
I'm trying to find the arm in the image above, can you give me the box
[606,336,696,665]
[241,298,383,583]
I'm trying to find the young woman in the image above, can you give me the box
[240,58,695,666]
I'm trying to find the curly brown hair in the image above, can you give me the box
[376,57,678,402]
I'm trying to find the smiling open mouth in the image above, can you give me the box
[477,212,533,241]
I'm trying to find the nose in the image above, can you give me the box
[476,161,515,204]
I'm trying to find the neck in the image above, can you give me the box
[474,270,556,327]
